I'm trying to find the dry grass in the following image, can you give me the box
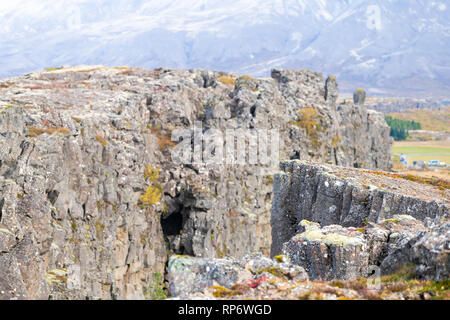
[401,170,450,181]
[290,107,323,140]
[148,126,176,151]
[27,126,70,137]
[363,169,450,191]
[394,140,450,148]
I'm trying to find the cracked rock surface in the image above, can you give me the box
[0,66,392,299]
[272,161,449,283]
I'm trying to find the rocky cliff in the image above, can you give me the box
[271,161,448,281]
[165,162,448,300]
[0,65,392,299]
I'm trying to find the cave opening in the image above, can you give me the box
[161,210,183,237]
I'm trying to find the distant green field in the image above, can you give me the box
[392,145,450,164]
[393,146,450,154]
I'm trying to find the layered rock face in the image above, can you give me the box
[168,219,449,300]
[271,161,449,282]
[165,162,448,300]
[0,66,391,299]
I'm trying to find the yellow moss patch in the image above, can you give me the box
[331,135,341,147]
[144,165,160,183]
[139,185,162,207]
[44,67,63,72]
[95,134,108,147]
[139,165,164,211]
[45,268,68,285]
[274,255,287,263]
[239,75,254,80]
[257,267,284,277]
[217,75,236,86]
[95,221,105,238]
[211,285,246,298]
[290,107,324,144]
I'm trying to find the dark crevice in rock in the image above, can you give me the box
[0,198,4,222]
[250,105,256,117]
[161,210,183,237]
[290,151,300,160]
[82,203,86,218]
[310,179,319,210]
[46,190,59,205]
[18,141,29,158]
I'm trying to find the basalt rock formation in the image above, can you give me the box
[167,162,448,300]
[272,161,449,282]
[0,65,392,299]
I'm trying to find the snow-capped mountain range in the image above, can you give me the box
[1,0,449,97]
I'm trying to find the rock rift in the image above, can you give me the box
[0,65,393,299]
[165,162,448,300]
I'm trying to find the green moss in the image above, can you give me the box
[330,280,345,289]
[382,218,400,224]
[381,264,416,283]
[256,267,284,278]
[144,272,167,300]
[44,66,63,72]
[71,220,77,233]
[96,200,103,212]
[95,221,105,238]
[216,243,227,258]
[415,280,449,300]
[211,285,242,298]
[144,165,159,183]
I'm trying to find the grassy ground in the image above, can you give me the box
[392,140,450,180]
